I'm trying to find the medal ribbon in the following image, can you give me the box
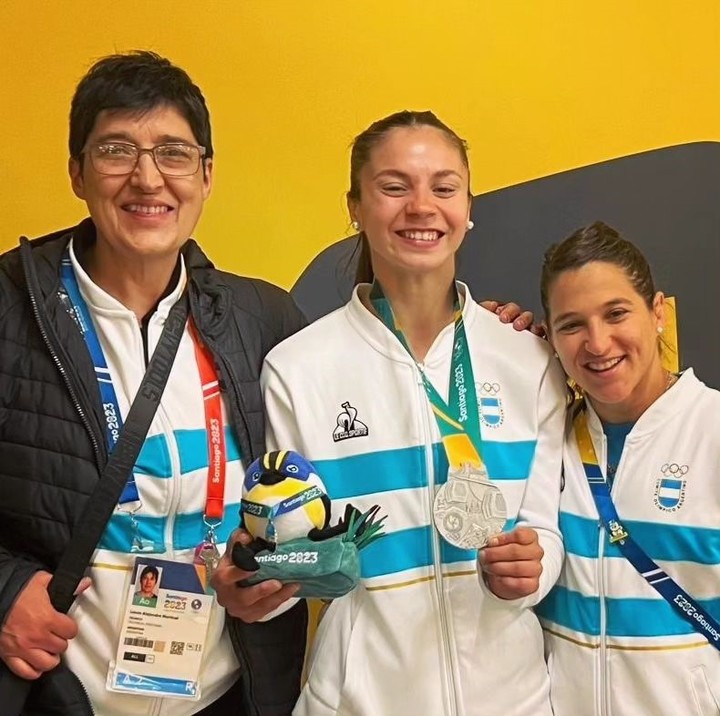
[60,249,227,522]
[574,407,720,651]
[369,281,484,470]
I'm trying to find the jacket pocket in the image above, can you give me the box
[691,665,720,716]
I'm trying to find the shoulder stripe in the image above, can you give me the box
[560,511,720,564]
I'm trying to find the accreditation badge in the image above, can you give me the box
[433,464,507,549]
[107,557,213,700]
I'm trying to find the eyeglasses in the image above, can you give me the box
[85,142,206,177]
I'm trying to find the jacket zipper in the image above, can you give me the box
[597,430,609,716]
[76,674,97,716]
[418,364,459,716]
[20,243,100,714]
[21,245,106,473]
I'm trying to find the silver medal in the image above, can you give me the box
[433,464,507,549]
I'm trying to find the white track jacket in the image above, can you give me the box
[537,370,720,716]
[262,284,567,716]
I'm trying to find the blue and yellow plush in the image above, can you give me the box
[241,450,331,545]
[234,450,386,598]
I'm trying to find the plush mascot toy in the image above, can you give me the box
[233,450,385,599]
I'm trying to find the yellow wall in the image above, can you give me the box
[3,1,719,288]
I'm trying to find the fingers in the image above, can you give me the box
[479,528,544,599]
[215,576,300,623]
[50,613,79,642]
[485,575,541,599]
[0,570,80,677]
[226,527,253,549]
[211,545,300,622]
[487,526,538,548]
[4,656,44,680]
[481,554,543,578]
[511,311,535,331]
[478,300,500,313]
[73,576,92,596]
[480,529,543,576]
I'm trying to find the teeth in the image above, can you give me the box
[587,357,622,371]
[125,204,170,215]
[400,230,440,241]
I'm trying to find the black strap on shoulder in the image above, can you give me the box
[48,292,189,611]
[0,291,189,715]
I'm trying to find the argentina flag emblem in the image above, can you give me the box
[478,382,504,428]
[653,463,688,512]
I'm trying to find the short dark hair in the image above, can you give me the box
[348,110,470,284]
[540,221,657,319]
[140,565,159,581]
[69,50,213,159]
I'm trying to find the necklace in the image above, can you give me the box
[665,370,678,392]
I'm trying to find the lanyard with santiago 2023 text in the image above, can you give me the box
[369,281,485,470]
[60,250,227,533]
[574,407,720,651]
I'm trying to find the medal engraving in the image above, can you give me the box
[433,464,507,549]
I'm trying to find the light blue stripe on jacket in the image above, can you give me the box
[560,511,720,564]
[538,585,720,638]
[314,439,538,501]
[99,501,241,553]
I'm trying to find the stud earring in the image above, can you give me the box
[466,220,475,230]
[657,326,664,334]
[351,221,360,231]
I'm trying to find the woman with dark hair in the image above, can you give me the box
[261,110,567,716]
[536,221,720,716]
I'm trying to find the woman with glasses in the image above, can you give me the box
[535,222,720,716]
[0,51,306,716]
[260,110,567,716]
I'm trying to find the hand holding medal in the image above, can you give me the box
[478,526,544,599]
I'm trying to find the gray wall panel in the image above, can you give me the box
[292,142,720,386]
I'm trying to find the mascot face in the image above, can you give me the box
[241,450,329,543]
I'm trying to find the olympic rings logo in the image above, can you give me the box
[661,463,689,477]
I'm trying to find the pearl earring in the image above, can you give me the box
[657,326,664,334]
[351,221,360,231]
[466,220,474,230]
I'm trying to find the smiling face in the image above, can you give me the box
[69,104,212,266]
[547,261,666,423]
[348,125,471,286]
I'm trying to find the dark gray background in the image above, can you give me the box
[292,142,720,388]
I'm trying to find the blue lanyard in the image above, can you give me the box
[60,250,139,504]
[574,408,720,651]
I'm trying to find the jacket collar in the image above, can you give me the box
[21,219,229,336]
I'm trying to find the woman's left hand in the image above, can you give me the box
[478,526,544,600]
